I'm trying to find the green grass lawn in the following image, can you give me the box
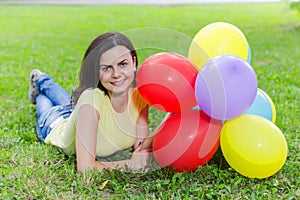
[0,2,299,199]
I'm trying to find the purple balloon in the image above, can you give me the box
[195,55,257,120]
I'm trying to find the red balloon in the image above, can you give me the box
[136,52,198,112]
[153,110,223,172]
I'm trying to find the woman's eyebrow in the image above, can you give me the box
[100,59,128,67]
[99,64,111,68]
[118,59,128,64]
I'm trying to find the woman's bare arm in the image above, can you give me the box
[140,112,172,150]
[134,106,149,149]
[76,104,149,173]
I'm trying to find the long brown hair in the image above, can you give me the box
[72,32,138,106]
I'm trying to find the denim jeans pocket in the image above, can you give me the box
[37,105,72,141]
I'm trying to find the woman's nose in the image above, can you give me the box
[112,67,121,78]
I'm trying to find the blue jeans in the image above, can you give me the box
[35,74,73,141]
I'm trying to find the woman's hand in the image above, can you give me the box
[129,144,151,170]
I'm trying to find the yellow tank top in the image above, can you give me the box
[44,87,147,157]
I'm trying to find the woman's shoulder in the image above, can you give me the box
[77,88,107,105]
[81,87,105,97]
[130,87,148,108]
[130,87,141,99]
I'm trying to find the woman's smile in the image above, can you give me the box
[110,79,126,86]
[99,45,136,95]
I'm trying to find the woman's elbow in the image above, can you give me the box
[77,160,97,173]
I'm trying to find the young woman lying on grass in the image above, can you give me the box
[29,32,154,173]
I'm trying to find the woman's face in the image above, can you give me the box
[99,45,136,96]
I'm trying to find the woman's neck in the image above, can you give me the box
[109,91,129,113]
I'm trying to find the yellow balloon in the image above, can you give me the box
[220,114,288,179]
[188,22,249,69]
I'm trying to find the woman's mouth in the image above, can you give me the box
[110,79,126,86]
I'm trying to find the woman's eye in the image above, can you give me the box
[120,62,128,68]
[101,66,112,72]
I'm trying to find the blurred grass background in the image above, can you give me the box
[0,2,299,199]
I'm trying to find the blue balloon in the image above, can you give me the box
[247,43,252,64]
[191,105,200,110]
[244,88,273,121]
